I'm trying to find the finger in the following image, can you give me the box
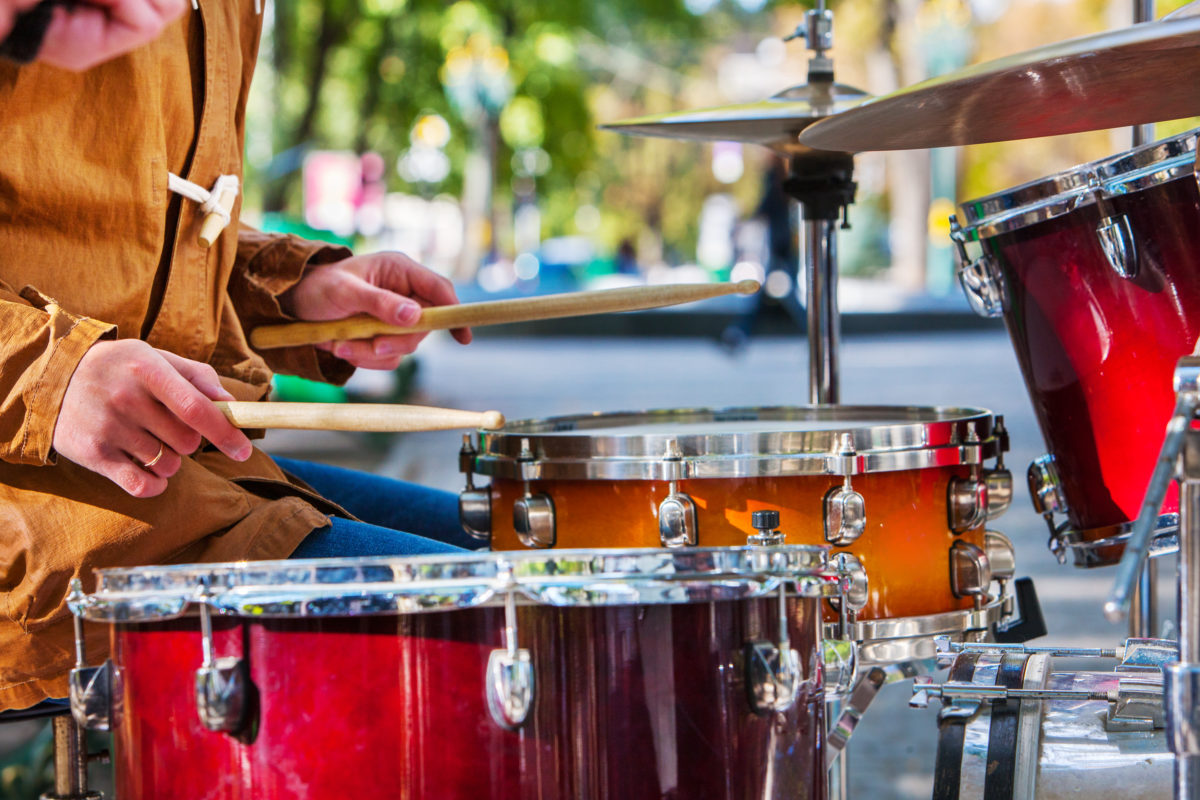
[390,262,460,308]
[159,351,235,400]
[92,442,168,498]
[328,339,410,371]
[135,358,252,461]
[450,326,473,345]
[123,431,181,480]
[133,395,204,456]
[328,275,422,327]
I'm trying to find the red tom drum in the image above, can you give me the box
[72,548,832,799]
[953,130,1200,566]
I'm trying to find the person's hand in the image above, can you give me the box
[0,0,40,42]
[281,252,472,371]
[52,339,253,498]
[37,0,188,71]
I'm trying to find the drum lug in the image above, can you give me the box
[658,485,698,547]
[949,539,992,603]
[950,215,1005,318]
[486,580,535,730]
[983,467,1013,520]
[1107,675,1166,731]
[195,657,252,734]
[984,530,1016,583]
[458,434,492,542]
[948,469,989,533]
[513,492,556,548]
[67,582,114,733]
[1027,454,1067,516]
[193,583,253,735]
[746,584,801,715]
[747,509,785,547]
[1096,212,1139,279]
[825,436,865,546]
[513,438,555,548]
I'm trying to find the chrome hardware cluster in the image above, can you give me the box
[825,435,865,546]
[950,215,1005,318]
[949,540,991,606]
[658,440,698,547]
[486,575,535,729]
[746,584,802,715]
[947,465,989,533]
[512,438,555,549]
[827,552,868,640]
[824,666,885,769]
[821,637,858,698]
[67,580,113,733]
[458,434,492,542]
[194,581,251,735]
[747,509,784,547]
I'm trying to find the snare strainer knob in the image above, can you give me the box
[748,510,785,546]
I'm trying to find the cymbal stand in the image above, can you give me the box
[1128,0,1160,644]
[1105,355,1200,799]
[782,3,856,406]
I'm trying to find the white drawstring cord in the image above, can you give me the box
[168,172,240,246]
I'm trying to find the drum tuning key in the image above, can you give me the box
[486,569,535,730]
[824,434,865,547]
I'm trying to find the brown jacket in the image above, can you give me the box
[0,1,355,709]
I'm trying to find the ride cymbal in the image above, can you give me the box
[799,15,1200,152]
[602,82,870,155]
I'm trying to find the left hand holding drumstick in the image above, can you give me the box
[280,252,471,370]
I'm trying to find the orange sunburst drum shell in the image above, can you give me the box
[474,406,1003,622]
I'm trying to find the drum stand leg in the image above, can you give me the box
[1170,431,1200,800]
[42,715,100,800]
[825,697,850,800]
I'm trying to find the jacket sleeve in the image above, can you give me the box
[0,282,115,465]
[230,226,355,385]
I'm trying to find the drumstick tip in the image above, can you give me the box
[735,279,762,295]
[480,410,506,429]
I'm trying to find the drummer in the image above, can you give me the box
[0,0,475,713]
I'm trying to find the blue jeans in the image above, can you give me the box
[275,457,475,558]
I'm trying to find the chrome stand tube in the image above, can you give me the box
[46,715,94,800]
[1170,432,1200,800]
[806,218,840,405]
[826,696,849,800]
[1131,560,1159,639]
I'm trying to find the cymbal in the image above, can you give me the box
[602,82,870,155]
[799,15,1200,152]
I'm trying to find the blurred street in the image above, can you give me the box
[262,326,1171,798]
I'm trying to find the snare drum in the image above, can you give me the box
[71,547,830,800]
[953,129,1200,566]
[459,406,1013,626]
[930,650,1171,799]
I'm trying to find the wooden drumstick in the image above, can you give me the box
[250,280,762,350]
[214,402,505,432]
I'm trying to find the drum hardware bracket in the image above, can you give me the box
[1089,176,1140,280]
[513,439,556,549]
[821,638,859,699]
[194,581,253,736]
[825,435,865,546]
[66,580,113,734]
[826,552,868,639]
[745,584,801,715]
[949,539,991,606]
[983,421,1013,520]
[950,215,1005,318]
[948,465,989,534]
[824,666,885,769]
[747,509,784,547]
[458,434,492,542]
[658,442,698,547]
[910,675,1112,720]
[486,573,535,730]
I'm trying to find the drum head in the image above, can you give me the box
[473,405,1000,481]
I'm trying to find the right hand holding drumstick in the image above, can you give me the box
[53,340,253,499]
[279,252,472,370]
